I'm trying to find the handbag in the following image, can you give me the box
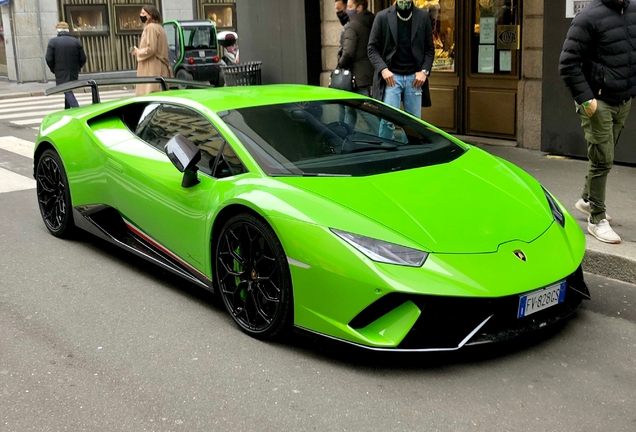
[329,68,356,92]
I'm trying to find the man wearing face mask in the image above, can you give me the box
[368,0,434,137]
[337,0,375,96]
[335,0,350,26]
[335,0,350,61]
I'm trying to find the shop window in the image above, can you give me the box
[416,0,456,73]
[203,4,237,30]
[471,0,519,75]
[114,5,145,35]
[64,4,110,36]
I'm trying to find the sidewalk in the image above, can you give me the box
[1,78,634,284]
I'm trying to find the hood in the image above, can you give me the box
[278,148,554,254]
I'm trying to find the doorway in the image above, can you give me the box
[373,0,521,139]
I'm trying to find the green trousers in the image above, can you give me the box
[576,99,631,224]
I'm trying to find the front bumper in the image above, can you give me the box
[297,265,589,352]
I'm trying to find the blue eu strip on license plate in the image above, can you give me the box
[518,281,566,319]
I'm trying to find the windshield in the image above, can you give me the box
[222,99,466,176]
[182,26,216,50]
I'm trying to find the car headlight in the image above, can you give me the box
[331,229,429,267]
[543,187,565,227]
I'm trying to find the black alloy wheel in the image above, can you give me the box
[215,213,292,339]
[35,149,75,238]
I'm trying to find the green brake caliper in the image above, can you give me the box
[233,246,247,301]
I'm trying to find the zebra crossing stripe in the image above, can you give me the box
[0,136,34,158]
[1,90,135,107]
[0,89,135,104]
[0,94,133,120]
[0,167,36,192]
[13,118,46,126]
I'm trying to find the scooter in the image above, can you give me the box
[217,31,239,66]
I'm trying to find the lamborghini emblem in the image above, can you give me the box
[513,250,527,261]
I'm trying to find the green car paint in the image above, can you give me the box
[35,84,587,349]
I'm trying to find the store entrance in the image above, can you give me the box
[372,0,520,139]
[0,13,7,76]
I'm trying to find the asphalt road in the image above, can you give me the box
[2,188,636,432]
[1,124,635,431]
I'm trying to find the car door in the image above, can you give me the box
[107,102,246,276]
[163,22,181,68]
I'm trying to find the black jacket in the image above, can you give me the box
[559,0,636,105]
[337,10,376,88]
[367,5,435,107]
[45,33,87,85]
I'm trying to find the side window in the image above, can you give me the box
[135,104,167,150]
[134,103,246,177]
[214,143,247,179]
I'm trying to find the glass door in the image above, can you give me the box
[464,0,520,138]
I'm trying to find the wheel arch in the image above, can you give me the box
[211,204,265,252]
[33,141,56,178]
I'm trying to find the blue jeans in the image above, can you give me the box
[379,73,422,139]
[64,91,79,109]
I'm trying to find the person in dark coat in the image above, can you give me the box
[558,0,636,244]
[45,22,87,109]
[367,0,434,138]
[337,0,375,97]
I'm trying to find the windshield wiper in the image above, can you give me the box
[341,139,398,154]
[270,172,351,177]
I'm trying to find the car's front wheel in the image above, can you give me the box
[214,213,293,339]
[35,148,75,238]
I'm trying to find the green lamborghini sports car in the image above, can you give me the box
[35,79,590,352]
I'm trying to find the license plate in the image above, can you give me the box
[517,281,566,318]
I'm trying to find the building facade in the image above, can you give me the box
[6,0,634,163]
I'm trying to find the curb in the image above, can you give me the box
[583,250,636,285]
[0,92,47,100]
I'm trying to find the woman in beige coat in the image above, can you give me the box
[131,4,171,95]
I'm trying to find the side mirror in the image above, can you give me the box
[165,134,202,188]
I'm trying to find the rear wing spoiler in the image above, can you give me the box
[45,77,213,104]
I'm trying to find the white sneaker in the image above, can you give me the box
[587,218,621,244]
[575,198,612,222]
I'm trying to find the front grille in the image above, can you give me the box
[348,266,589,350]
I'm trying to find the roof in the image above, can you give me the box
[143,84,366,113]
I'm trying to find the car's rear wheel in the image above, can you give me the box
[214,213,292,339]
[36,149,75,238]
[210,69,225,87]
[176,69,193,89]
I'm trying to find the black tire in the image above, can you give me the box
[176,69,193,89]
[210,69,225,87]
[214,213,293,339]
[35,149,75,238]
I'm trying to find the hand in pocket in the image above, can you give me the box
[584,99,598,117]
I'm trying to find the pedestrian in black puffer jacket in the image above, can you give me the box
[558,0,636,245]
[337,0,375,96]
[45,22,87,109]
